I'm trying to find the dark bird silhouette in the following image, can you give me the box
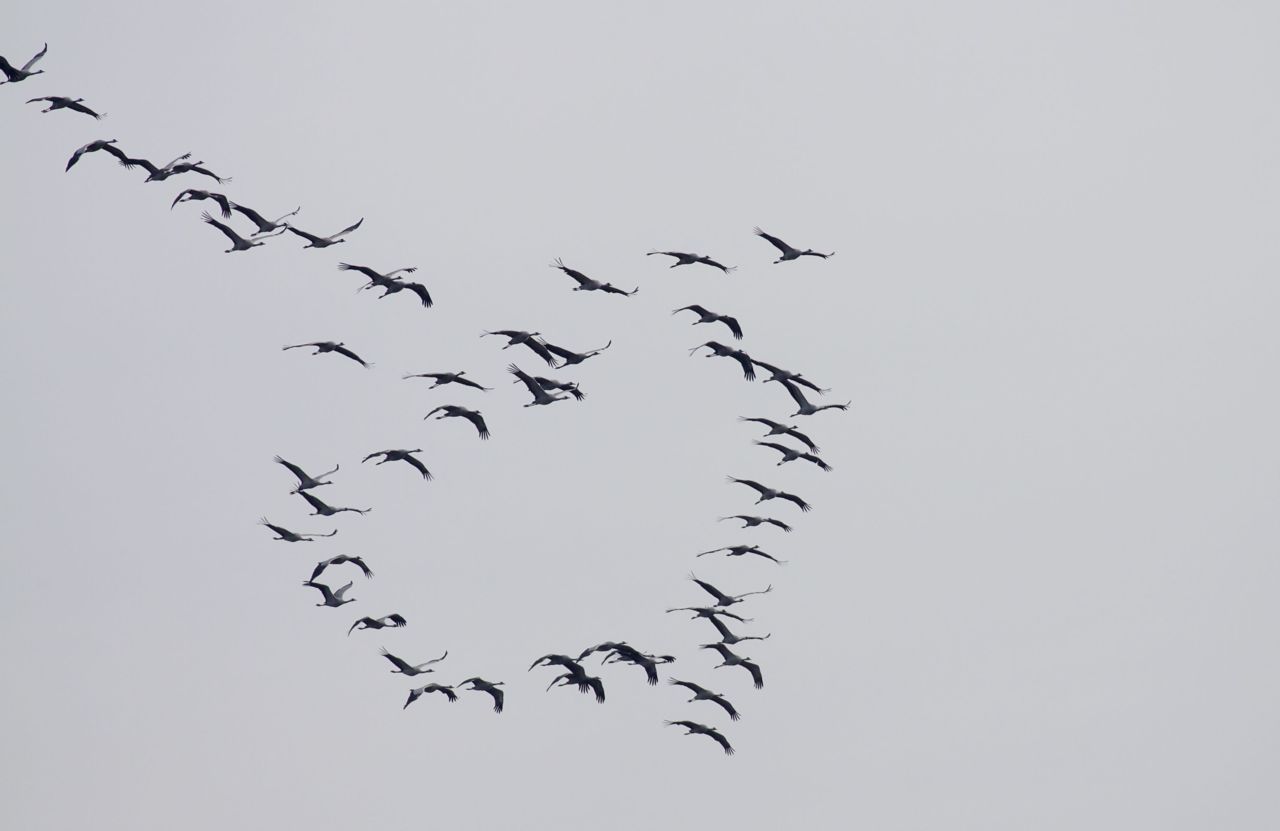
[274,455,338,492]
[348,614,407,636]
[778,378,850,417]
[541,339,612,367]
[296,490,371,517]
[382,648,447,676]
[309,554,374,582]
[738,417,820,453]
[0,43,47,84]
[647,250,735,273]
[697,545,787,564]
[700,614,771,646]
[404,684,457,708]
[529,654,586,673]
[546,664,606,703]
[669,680,740,721]
[751,359,828,395]
[665,606,753,624]
[673,305,743,340]
[457,678,505,713]
[343,262,433,308]
[665,720,734,755]
[302,580,355,607]
[602,645,676,686]
[172,188,233,218]
[282,341,371,368]
[727,476,812,512]
[509,364,569,407]
[550,258,637,296]
[753,441,832,471]
[718,515,793,533]
[122,154,230,184]
[259,518,337,542]
[690,341,756,381]
[202,211,284,252]
[688,574,773,608]
[700,643,764,688]
[402,371,491,391]
[230,202,300,235]
[576,642,630,663]
[518,374,585,401]
[65,139,130,172]
[363,449,432,480]
[754,227,834,263]
[424,405,490,440]
[480,330,560,367]
[288,218,363,248]
[27,96,105,119]
[338,262,417,283]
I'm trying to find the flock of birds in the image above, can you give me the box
[9,40,847,756]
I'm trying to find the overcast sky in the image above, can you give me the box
[3,2,1279,829]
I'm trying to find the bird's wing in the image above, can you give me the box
[692,578,730,603]
[386,614,407,626]
[303,581,334,601]
[334,581,354,600]
[462,410,490,439]
[699,256,735,273]
[781,378,813,409]
[332,345,369,366]
[669,679,699,693]
[331,218,364,239]
[712,694,740,720]
[786,426,819,452]
[274,456,310,483]
[722,316,744,339]
[361,451,385,463]
[674,305,709,316]
[587,676,606,703]
[766,518,793,532]
[755,442,789,456]
[744,660,764,688]
[350,557,374,578]
[25,96,53,103]
[382,649,415,672]
[188,164,228,183]
[298,490,327,511]
[0,55,17,78]
[508,364,543,398]
[404,688,423,709]
[781,492,812,512]
[287,226,325,244]
[21,43,48,72]
[525,339,560,366]
[309,561,328,581]
[66,100,103,119]
[434,685,459,701]
[403,454,433,480]
[731,352,756,381]
[709,730,735,755]
[754,227,791,253]
[488,687,504,712]
[201,212,241,244]
[602,284,639,296]
[454,376,489,391]
[730,477,766,494]
[404,282,433,307]
[336,262,378,280]
[706,615,733,640]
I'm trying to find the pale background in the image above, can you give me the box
[3,2,1278,828]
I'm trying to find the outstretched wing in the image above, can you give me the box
[274,455,310,484]
[21,43,48,73]
[691,577,730,604]
[298,490,328,512]
[780,378,814,409]
[332,217,364,238]
[402,454,433,480]
[287,226,326,244]
[349,556,375,578]
[754,227,791,254]
[602,283,639,296]
[524,339,561,367]
[708,729,735,755]
[336,262,379,280]
[462,410,491,439]
[403,282,433,308]
[508,364,544,399]
[743,660,764,689]
[66,100,104,119]
[201,212,241,244]
[332,345,370,367]
[381,649,416,673]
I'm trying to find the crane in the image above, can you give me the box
[172,188,233,218]
[687,574,773,608]
[402,371,491,391]
[646,250,735,273]
[457,678,505,713]
[26,96,105,119]
[727,476,812,511]
[699,614,771,646]
[287,218,363,248]
[309,555,374,582]
[404,684,457,708]
[700,643,764,689]
[738,417,820,452]
[259,518,336,543]
[541,339,612,367]
[779,378,850,417]
[665,720,734,755]
[668,680,740,721]
[690,341,756,381]
[381,648,447,676]
[509,364,569,407]
[302,580,355,608]
[282,341,371,368]
[274,455,339,492]
[480,330,560,367]
[348,614,407,636]
[697,545,787,564]
[424,405,490,439]
[718,515,793,533]
[230,202,300,235]
[0,43,47,84]
[202,212,284,252]
[363,449,432,480]
[753,441,833,471]
[550,258,637,296]
[65,139,130,172]
[673,305,743,340]
[296,490,371,517]
[754,227,834,263]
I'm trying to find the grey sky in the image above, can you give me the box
[3,1,1279,828]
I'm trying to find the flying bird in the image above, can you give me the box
[402,371,491,391]
[302,580,355,608]
[230,202,300,235]
[288,218,363,248]
[404,684,457,708]
[518,374,585,401]
[541,339,612,367]
[202,211,284,252]
[546,664,606,703]
[751,359,828,395]
[424,405,490,440]
[274,455,338,492]
[338,262,417,282]
[601,645,676,686]
[669,680,740,721]
[348,614,407,636]
[508,364,569,407]
[697,545,787,564]
[699,615,771,646]
[26,96,105,119]
[550,258,637,296]
[700,643,764,689]
[363,449,432,480]
[778,378,850,417]
[738,417,820,453]
[381,648,447,676]
[172,188,233,218]
[754,227,834,263]
[727,476,812,512]
[0,43,47,84]
[646,251,735,273]
[665,606,753,624]
[529,654,587,673]
[65,139,130,172]
[665,720,734,755]
[718,515,793,533]
[282,341,371,368]
[673,305,743,340]
[259,518,336,543]
[121,155,230,183]
[481,330,560,367]
[296,490,371,517]
[687,574,773,608]
[690,341,756,381]
[309,554,374,581]
[753,441,832,471]
[457,678,505,713]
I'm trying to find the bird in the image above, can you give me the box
[668,680,740,721]
[0,43,47,84]
[381,648,447,676]
[673,305,743,340]
[575,642,630,662]
[738,417,820,453]
[359,273,434,307]
[480,330,560,367]
[519,374,585,401]
[508,364,569,407]
[727,477,812,512]
[699,614,771,646]
[338,262,417,282]
[697,545,787,564]
[288,218,363,248]
[296,490,371,517]
[601,645,676,686]
[687,574,773,608]
[172,188,233,218]
[646,251,735,273]
[424,405,490,440]
[529,654,587,673]
[700,643,764,688]
[274,455,339,492]
[457,678,505,713]
[402,371,491,391]
[26,96,105,119]
[718,515,793,533]
[753,441,833,471]
[665,720,734,755]
[778,379,851,417]
[550,258,638,296]
[302,580,355,608]
[309,555,374,582]
[546,664,606,703]
[348,614,407,636]
[541,339,612,367]
[751,359,828,395]
[404,684,457,708]
[202,211,285,252]
[260,518,336,542]
[64,139,130,172]
[282,341,371,368]
[362,449,432,480]
[122,155,231,184]
[690,341,756,381]
[754,227,834,263]
[665,606,753,624]
[230,202,300,235]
